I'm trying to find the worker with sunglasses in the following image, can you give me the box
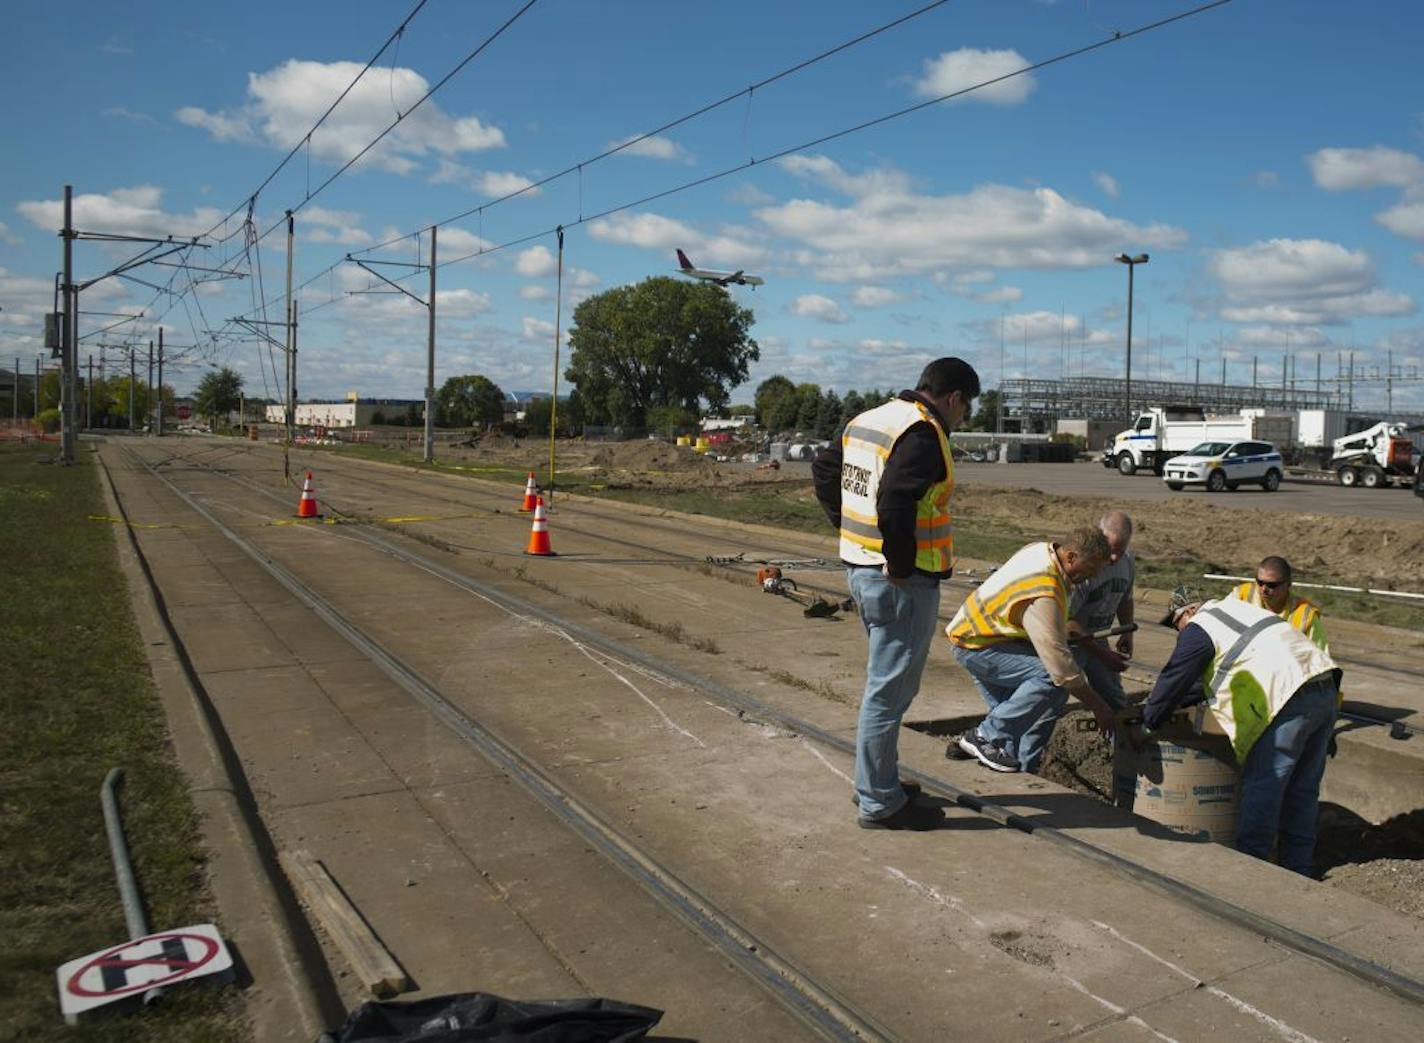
[1231,556,1329,654]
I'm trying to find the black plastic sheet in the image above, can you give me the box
[318,992,663,1043]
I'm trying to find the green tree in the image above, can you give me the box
[754,375,795,430]
[647,404,698,436]
[971,389,1002,431]
[840,390,865,429]
[565,276,758,428]
[437,374,506,429]
[815,390,842,439]
[193,367,244,428]
[793,383,822,433]
[728,403,755,417]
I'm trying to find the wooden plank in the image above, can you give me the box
[279,849,410,998]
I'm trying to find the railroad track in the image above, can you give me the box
[110,440,1424,1022]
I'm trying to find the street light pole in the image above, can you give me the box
[1114,253,1149,427]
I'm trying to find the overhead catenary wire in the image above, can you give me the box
[225,0,1236,332]
[200,0,433,243]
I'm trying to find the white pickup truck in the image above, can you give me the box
[1102,406,1294,476]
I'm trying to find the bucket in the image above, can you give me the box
[1113,718,1239,844]
[694,437,710,453]
[676,435,691,446]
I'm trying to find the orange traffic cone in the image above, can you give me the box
[518,471,538,512]
[295,471,322,519]
[524,496,554,556]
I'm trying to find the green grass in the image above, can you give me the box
[297,438,1424,634]
[0,445,247,1042]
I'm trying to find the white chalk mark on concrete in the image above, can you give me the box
[1062,975,1180,1043]
[400,557,706,747]
[1090,920,1322,1043]
[884,866,988,930]
[804,742,854,785]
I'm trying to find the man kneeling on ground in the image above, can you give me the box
[946,527,1118,773]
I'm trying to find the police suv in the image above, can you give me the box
[1162,440,1284,493]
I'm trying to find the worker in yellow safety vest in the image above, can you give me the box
[945,528,1120,773]
[1136,584,1342,876]
[812,357,980,831]
[1230,555,1329,653]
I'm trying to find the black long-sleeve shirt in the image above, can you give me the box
[811,390,952,580]
[1141,623,1213,730]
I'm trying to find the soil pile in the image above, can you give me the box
[953,485,1424,587]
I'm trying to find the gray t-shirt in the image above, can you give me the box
[1070,550,1136,632]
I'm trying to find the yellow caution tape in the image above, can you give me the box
[88,514,181,530]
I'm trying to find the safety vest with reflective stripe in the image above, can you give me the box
[1188,597,1339,763]
[838,398,954,573]
[1230,582,1328,651]
[945,542,1069,649]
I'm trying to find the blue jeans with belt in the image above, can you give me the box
[952,640,1066,772]
[1236,673,1339,876]
[847,567,941,818]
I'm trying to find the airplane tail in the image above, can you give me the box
[676,249,694,270]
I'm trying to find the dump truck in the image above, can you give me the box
[1102,406,1294,476]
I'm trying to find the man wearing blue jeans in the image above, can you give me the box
[813,358,980,830]
[1135,585,1342,876]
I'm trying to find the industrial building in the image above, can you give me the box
[264,398,423,428]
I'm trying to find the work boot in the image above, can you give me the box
[858,800,944,831]
[848,780,922,807]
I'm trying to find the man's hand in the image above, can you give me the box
[1123,722,1148,752]
[1086,638,1129,673]
[1116,629,1134,659]
[1090,699,1117,739]
[881,564,909,587]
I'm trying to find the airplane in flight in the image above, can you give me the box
[674,249,764,288]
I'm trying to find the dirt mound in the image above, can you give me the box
[954,485,1424,586]
[589,440,718,473]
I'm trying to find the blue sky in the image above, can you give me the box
[3,0,1423,409]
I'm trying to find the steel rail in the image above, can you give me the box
[117,443,895,1043]
[126,440,1424,1010]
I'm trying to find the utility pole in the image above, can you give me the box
[61,185,77,464]
[86,354,93,429]
[129,347,136,431]
[424,224,436,464]
[1387,349,1394,414]
[156,328,164,437]
[284,211,295,482]
[12,356,18,424]
[35,357,41,417]
[147,340,154,433]
[1252,356,1258,388]
[1349,350,1355,410]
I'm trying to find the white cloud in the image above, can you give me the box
[1092,172,1120,199]
[1210,238,1415,325]
[520,285,552,301]
[103,106,160,127]
[0,221,21,246]
[587,211,768,267]
[301,206,371,246]
[969,285,1023,304]
[727,183,775,206]
[1308,146,1424,191]
[437,227,495,260]
[790,294,849,324]
[851,286,908,308]
[952,269,993,285]
[571,267,600,288]
[608,134,692,163]
[176,59,505,177]
[522,316,556,341]
[100,39,133,55]
[913,48,1035,105]
[515,245,557,278]
[431,160,540,198]
[16,185,225,238]
[1377,198,1424,240]
[761,154,1186,281]
[1235,326,1330,348]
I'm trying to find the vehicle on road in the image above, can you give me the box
[1324,421,1416,488]
[1162,439,1284,493]
[1104,406,1293,476]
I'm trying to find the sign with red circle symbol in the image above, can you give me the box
[56,924,233,1021]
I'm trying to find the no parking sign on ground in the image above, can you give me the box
[56,923,233,1021]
